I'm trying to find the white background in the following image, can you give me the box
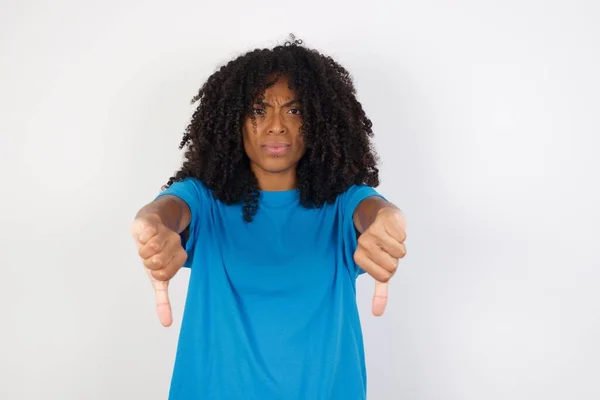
[1,0,599,399]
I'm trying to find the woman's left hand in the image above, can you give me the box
[353,207,407,316]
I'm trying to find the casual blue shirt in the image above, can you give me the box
[156,177,383,399]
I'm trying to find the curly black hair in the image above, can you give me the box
[163,36,379,222]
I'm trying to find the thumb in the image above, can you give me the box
[372,280,388,317]
[147,269,173,327]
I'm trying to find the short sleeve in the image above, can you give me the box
[340,184,386,278]
[154,177,210,269]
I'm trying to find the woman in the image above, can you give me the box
[131,36,407,399]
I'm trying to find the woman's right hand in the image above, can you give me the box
[131,214,188,327]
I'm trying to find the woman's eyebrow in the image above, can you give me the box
[254,99,301,107]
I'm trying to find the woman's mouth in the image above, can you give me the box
[262,142,290,155]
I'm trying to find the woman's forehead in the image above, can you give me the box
[256,75,298,101]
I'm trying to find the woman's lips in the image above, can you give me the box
[262,142,290,155]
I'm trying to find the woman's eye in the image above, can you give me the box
[289,108,302,115]
[252,108,265,116]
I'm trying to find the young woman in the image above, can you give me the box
[131,37,407,399]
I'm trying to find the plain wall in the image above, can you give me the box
[1,0,599,399]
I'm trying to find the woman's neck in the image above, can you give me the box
[251,164,297,191]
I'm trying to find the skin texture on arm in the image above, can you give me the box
[135,195,191,235]
[353,196,399,234]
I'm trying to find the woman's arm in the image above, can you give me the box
[353,196,400,234]
[135,195,191,234]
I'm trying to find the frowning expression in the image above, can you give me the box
[242,75,306,177]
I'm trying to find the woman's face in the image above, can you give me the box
[242,75,306,190]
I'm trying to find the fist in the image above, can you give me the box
[353,207,407,316]
[131,214,187,327]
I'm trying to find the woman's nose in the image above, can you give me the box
[267,113,286,134]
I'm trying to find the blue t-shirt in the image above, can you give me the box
[156,177,383,400]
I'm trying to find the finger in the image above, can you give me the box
[143,250,174,271]
[372,280,388,317]
[138,235,169,260]
[376,233,407,259]
[147,269,173,327]
[354,251,393,283]
[359,235,399,274]
[143,232,185,270]
[368,245,399,275]
[131,218,158,244]
[151,239,187,278]
[150,248,186,281]
[143,234,182,271]
[155,282,173,327]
